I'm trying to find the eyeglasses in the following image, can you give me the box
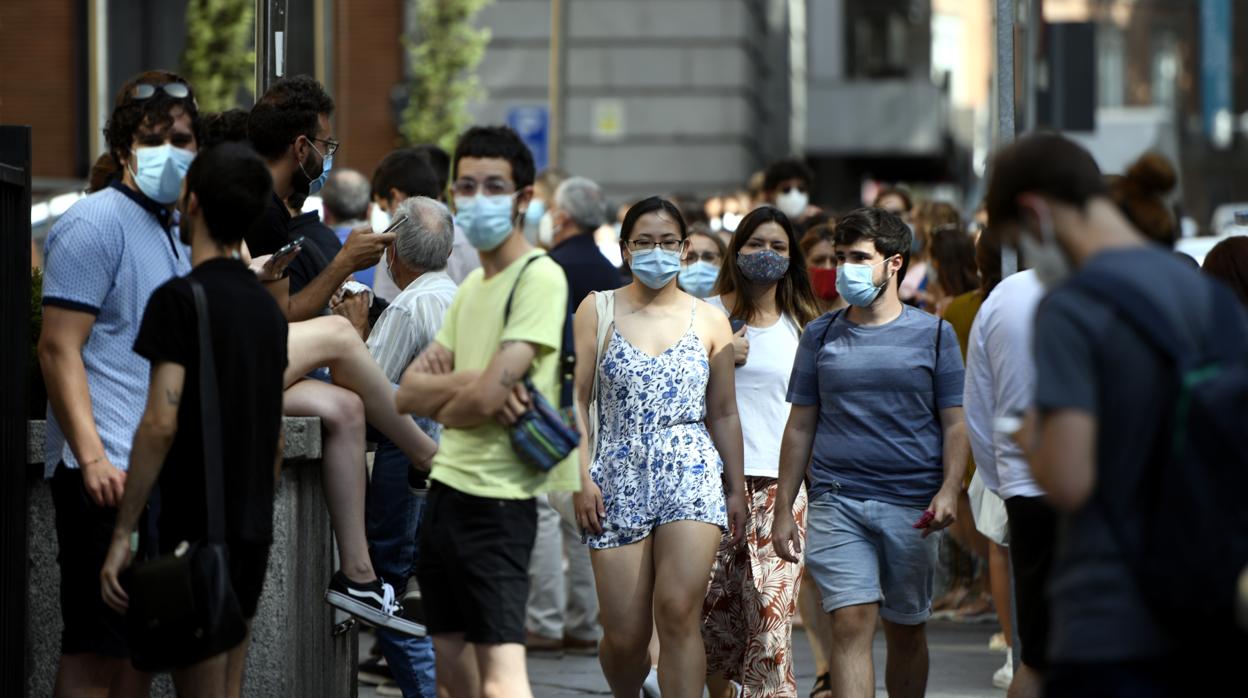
[687,250,720,263]
[311,137,340,158]
[452,177,514,198]
[131,82,193,101]
[626,239,684,253]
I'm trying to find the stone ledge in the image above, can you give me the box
[26,417,323,465]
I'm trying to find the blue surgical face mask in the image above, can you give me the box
[679,260,719,298]
[835,257,895,307]
[524,199,546,227]
[308,154,332,195]
[630,248,682,289]
[455,193,517,251]
[129,144,195,204]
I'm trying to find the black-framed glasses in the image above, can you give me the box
[131,82,193,101]
[312,137,340,158]
[626,239,684,253]
[452,177,514,198]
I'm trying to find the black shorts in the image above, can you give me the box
[225,541,270,619]
[416,481,537,644]
[1005,495,1058,670]
[50,462,135,657]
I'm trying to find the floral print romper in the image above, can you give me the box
[586,300,728,550]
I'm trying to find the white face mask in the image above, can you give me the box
[775,188,809,220]
[1019,203,1071,289]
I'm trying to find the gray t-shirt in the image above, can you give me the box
[1033,245,1243,662]
[787,305,964,507]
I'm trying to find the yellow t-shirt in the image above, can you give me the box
[431,249,579,498]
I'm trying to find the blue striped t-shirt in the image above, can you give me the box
[786,306,964,507]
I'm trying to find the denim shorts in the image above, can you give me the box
[804,492,935,625]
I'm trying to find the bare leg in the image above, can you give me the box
[988,543,1013,645]
[54,654,150,698]
[475,642,534,698]
[1009,663,1044,698]
[286,316,436,465]
[881,620,929,698]
[797,571,835,679]
[827,604,877,698]
[590,537,656,698]
[652,521,722,698]
[706,674,736,697]
[434,634,480,698]
[171,651,229,697]
[284,380,376,583]
[225,626,253,698]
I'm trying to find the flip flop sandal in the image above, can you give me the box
[810,671,832,698]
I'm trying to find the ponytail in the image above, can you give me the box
[87,152,121,194]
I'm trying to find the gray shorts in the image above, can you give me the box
[805,492,935,625]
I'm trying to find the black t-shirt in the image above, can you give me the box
[134,258,289,545]
[287,211,342,295]
[548,232,624,307]
[245,193,292,257]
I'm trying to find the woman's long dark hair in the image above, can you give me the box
[930,224,980,298]
[713,206,820,329]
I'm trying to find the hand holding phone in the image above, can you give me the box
[912,510,935,530]
[258,236,305,281]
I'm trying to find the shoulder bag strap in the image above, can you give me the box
[813,309,844,406]
[188,279,226,544]
[502,254,546,325]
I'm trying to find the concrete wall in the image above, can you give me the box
[24,419,356,698]
[473,0,794,201]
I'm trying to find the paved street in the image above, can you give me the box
[359,619,1008,697]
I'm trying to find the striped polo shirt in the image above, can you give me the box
[41,181,191,477]
[786,305,965,507]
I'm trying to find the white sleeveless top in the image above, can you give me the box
[706,296,800,478]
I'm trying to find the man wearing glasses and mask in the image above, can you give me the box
[245,75,393,321]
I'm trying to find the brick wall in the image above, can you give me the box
[333,0,404,177]
[0,0,79,178]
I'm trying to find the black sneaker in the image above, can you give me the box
[357,655,392,686]
[325,571,426,637]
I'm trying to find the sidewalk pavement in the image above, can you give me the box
[359,619,1007,697]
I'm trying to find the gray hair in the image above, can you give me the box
[554,176,605,233]
[321,168,371,221]
[393,196,454,272]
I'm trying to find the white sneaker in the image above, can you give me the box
[989,631,1009,653]
[641,666,661,697]
[993,654,1014,690]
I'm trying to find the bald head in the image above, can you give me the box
[321,168,371,225]
[393,196,454,272]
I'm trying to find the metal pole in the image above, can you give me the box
[995,0,1017,145]
[255,0,289,98]
[995,0,1020,277]
[548,0,568,168]
[1022,0,1041,133]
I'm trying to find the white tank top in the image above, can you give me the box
[706,296,800,478]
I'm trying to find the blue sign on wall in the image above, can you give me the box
[1200,0,1232,142]
[506,105,549,173]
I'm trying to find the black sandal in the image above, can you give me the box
[810,672,832,698]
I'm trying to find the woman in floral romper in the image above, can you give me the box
[572,197,748,698]
[701,206,821,697]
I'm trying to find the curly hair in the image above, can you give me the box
[88,70,201,193]
[247,75,335,160]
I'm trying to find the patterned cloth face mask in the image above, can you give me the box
[736,249,790,284]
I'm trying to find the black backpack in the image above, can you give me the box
[1073,270,1248,645]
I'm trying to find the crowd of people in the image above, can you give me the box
[34,68,1248,698]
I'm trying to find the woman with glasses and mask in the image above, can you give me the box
[679,225,728,298]
[572,197,747,698]
[700,206,820,697]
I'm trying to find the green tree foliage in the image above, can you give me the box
[400,0,492,152]
[182,0,255,112]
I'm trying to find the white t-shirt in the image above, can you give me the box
[964,269,1046,499]
[707,296,800,478]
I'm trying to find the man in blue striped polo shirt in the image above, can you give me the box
[39,70,199,695]
[772,207,969,698]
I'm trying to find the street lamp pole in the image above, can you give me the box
[255,0,289,97]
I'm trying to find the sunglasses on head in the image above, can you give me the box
[130,82,193,101]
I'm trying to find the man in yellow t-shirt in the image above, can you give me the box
[397,125,574,698]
